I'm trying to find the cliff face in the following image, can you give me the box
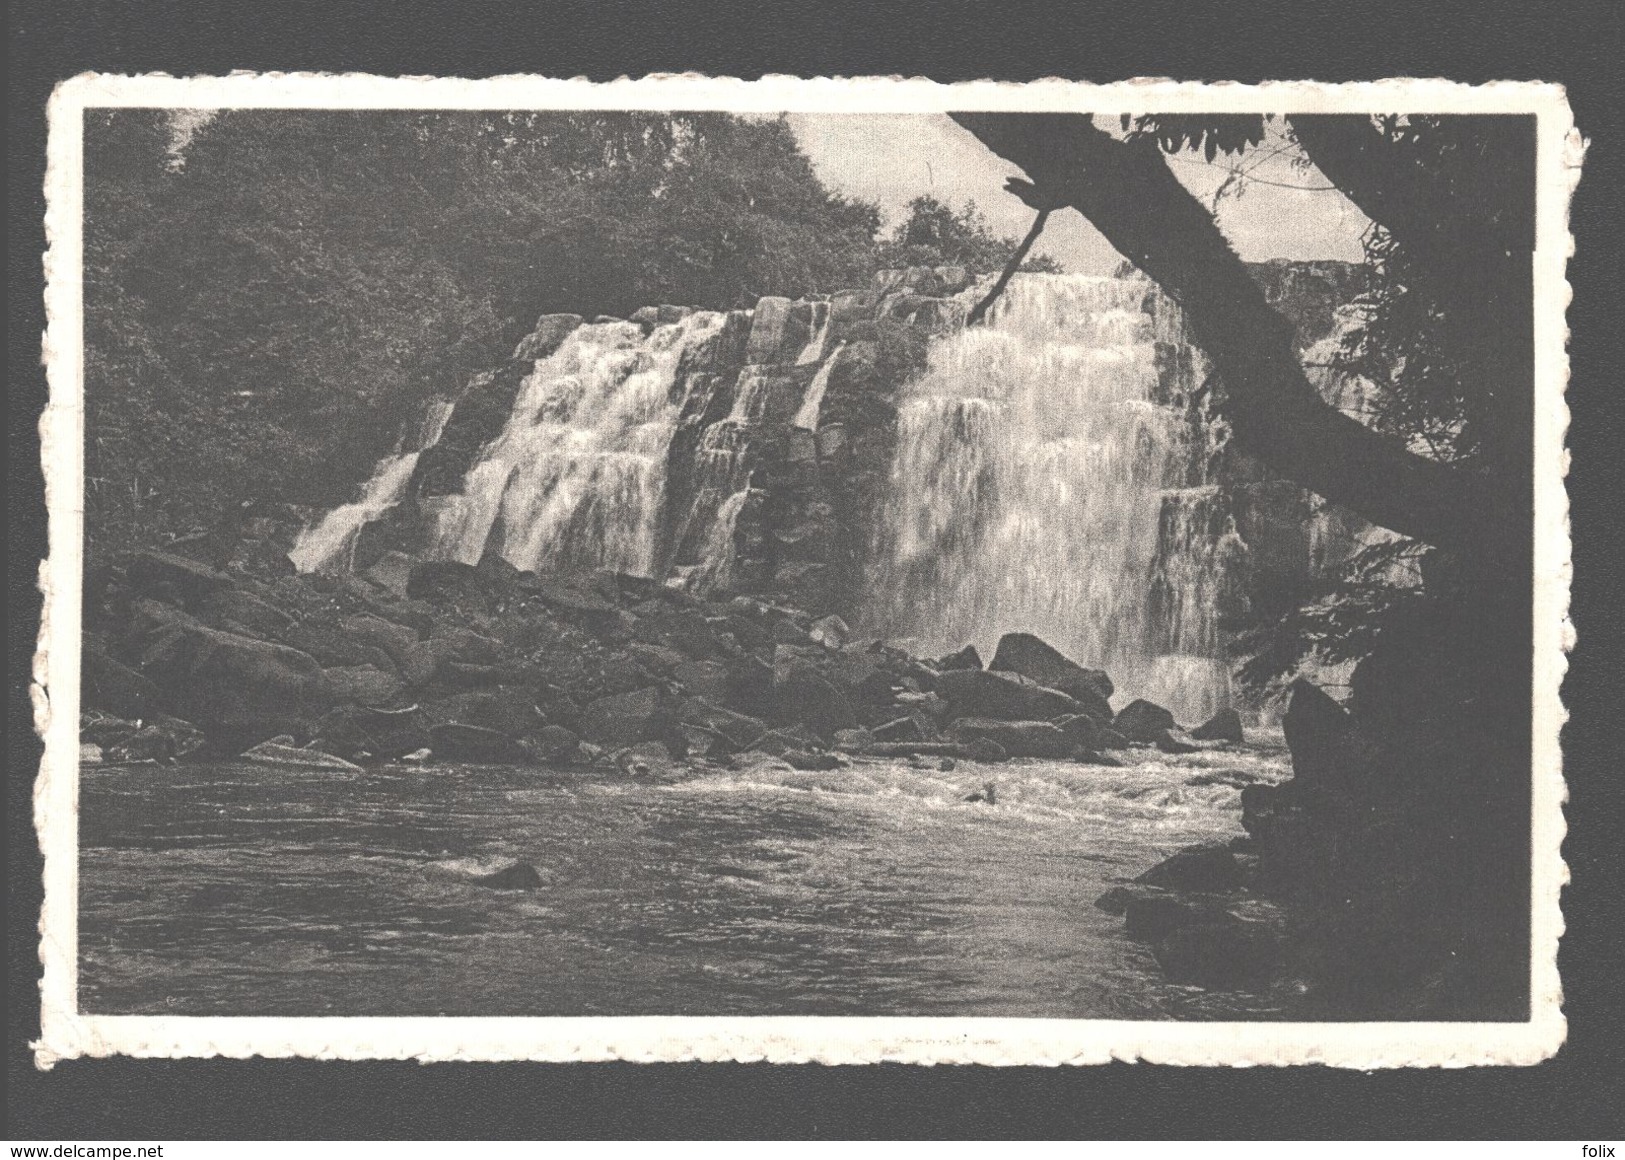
[309,260,1369,669]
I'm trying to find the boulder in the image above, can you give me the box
[1152,917,1282,989]
[934,668,1082,722]
[405,559,488,601]
[934,644,982,672]
[628,642,688,676]
[1073,751,1124,767]
[1096,726,1131,750]
[617,740,676,778]
[82,649,162,719]
[822,646,887,697]
[961,736,1009,764]
[1191,707,1245,744]
[101,715,206,763]
[632,605,722,658]
[281,624,397,674]
[473,861,545,890]
[769,617,816,647]
[580,686,681,751]
[1054,713,1102,752]
[833,726,875,751]
[438,663,540,689]
[533,724,581,763]
[310,704,431,761]
[80,743,104,765]
[80,711,145,749]
[808,615,850,649]
[240,740,364,772]
[872,715,931,743]
[432,857,546,890]
[362,550,419,599]
[773,659,858,739]
[1113,699,1178,743]
[673,659,731,701]
[679,697,773,752]
[429,722,531,764]
[745,725,825,757]
[124,549,232,607]
[1124,892,1230,942]
[138,621,332,738]
[322,664,407,707]
[744,296,797,363]
[1155,727,1228,755]
[1135,844,1246,892]
[428,626,504,667]
[513,313,584,362]
[988,632,1114,705]
[951,717,1074,759]
[338,614,436,686]
[423,688,543,738]
[1281,678,1358,788]
[199,588,295,637]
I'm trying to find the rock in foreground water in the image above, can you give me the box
[988,631,1115,704]
[1191,707,1245,744]
[1113,698,1178,743]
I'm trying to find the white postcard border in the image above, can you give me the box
[35,73,1578,1068]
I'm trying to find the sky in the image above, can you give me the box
[787,113,1372,274]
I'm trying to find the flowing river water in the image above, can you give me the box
[80,738,1301,1019]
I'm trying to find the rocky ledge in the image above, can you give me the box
[79,547,1244,781]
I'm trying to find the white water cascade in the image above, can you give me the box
[863,273,1233,722]
[289,399,454,574]
[429,312,727,576]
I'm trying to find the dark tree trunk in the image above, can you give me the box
[949,112,1522,564]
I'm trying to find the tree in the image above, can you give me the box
[948,113,1531,571]
[81,111,885,551]
[875,195,1063,275]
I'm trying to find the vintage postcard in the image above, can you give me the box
[35,74,1576,1067]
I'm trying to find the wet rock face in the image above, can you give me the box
[1110,699,1178,744]
[1134,844,1246,892]
[1152,917,1283,990]
[513,313,584,362]
[579,686,683,753]
[123,549,234,608]
[429,722,531,764]
[135,612,331,742]
[988,632,1114,704]
[1191,707,1245,744]
[949,718,1074,759]
[933,668,1083,723]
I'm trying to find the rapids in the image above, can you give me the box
[79,739,1302,1019]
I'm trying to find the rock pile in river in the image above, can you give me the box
[84,544,1243,774]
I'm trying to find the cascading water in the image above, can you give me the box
[289,399,454,574]
[430,312,726,576]
[863,273,1232,722]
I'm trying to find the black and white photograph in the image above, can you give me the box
[34,75,1572,1067]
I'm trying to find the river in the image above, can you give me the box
[79,736,1299,1019]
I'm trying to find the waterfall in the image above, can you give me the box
[289,399,454,574]
[862,273,1232,722]
[430,312,726,576]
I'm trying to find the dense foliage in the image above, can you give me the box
[83,111,895,551]
[1120,114,1532,688]
[873,195,1063,275]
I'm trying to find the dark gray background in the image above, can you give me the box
[8,0,1621,1139]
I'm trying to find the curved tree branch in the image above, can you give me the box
[965,205,1049,327]
[949,111,1515,557]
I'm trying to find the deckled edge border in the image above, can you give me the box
[33,72,1579,1069]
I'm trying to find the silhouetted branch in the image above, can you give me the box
[965,205,1050,327]
[949,111,1515,558]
